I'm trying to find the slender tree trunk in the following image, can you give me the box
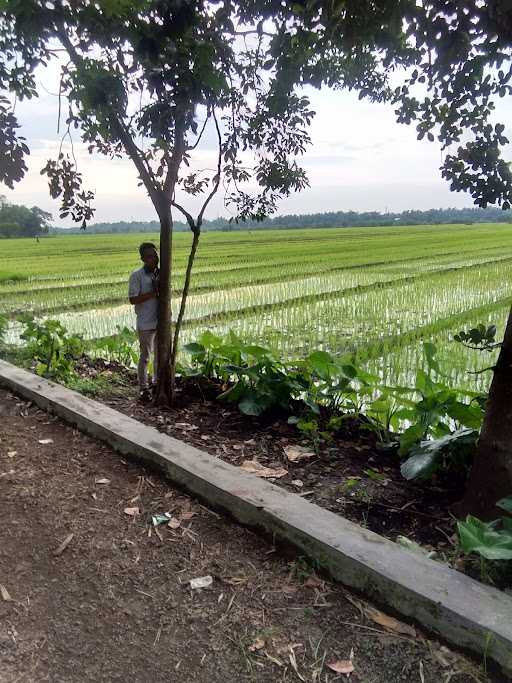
[153,117,186,405]
[457,304,512,519]
[169,229,201,397]
[154,204,173,405]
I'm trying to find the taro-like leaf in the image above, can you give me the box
[457,515,512,560]
[497,495,512,514]
[401,428,476,480]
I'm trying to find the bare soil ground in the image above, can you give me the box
[0,388,502,682]
[97,368,480,581]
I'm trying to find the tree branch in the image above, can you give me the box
[111,116,161,207]
[170,230,200,373]
[234,30,274,38]
[187,112,210,151]
[171,200,195,230]
[55,22,160,209]
[459,342,502,351]
[164,115,186,197]
[169,110,223,371]
[468,365,497,375]
[197,109,223,229]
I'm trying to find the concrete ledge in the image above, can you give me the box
[1,359,511,675]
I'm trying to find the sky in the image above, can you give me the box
[4,62,512,226]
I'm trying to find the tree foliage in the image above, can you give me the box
[0,198,51,237]
[51,206,512,235]
[0,1,511,216]
[1,0,511,404]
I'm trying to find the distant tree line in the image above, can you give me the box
[0,197,51,238]
[50,206,512,235]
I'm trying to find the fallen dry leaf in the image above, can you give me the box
[304,575,325,590]
[240,460,287,479]
[95,478,110,485]
[281,584,298,595]
[38,439,54,445]
[264,651,284,667]
[222,576,248,586]
[288,648,306,682]
[175,422,198,431]
[248,638,265,652]
[284,445,315,462]
[168,517,181,529]
[327,660,354,675]
[365,607,416,637]
[0,584,12,602]
[180,511,196,521]
[53,533,74,557]
[124,507,140,517]
[433,646,457,669]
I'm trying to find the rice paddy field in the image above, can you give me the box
[2,223,511,391]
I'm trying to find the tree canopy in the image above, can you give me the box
[1,1,511,219]
[0,197,51,237]
[1,0,512,403]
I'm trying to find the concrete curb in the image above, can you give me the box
[1,359,511,675]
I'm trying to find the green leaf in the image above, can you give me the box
[497,496,512,514]
[35,362,47,376]
[423,341,440,373]
[398,423,425,456]
[217,382,245,403]
[502,518,512,533]
[244,344,271,359]
[307,350,335,378]
[339,477,359,494]
[303,396,321,414]
[354,367,379,385]
[415,368,435,395]
[457,516,512,560]
[223,364,246,374]
[183,342,205,356]
[446,401,484,429]
[199,331,223,349]
[239,394,268,416]
[340,364,358,379]
[400,444,438,480]
[364,468,387,482]
[400,428,476,480]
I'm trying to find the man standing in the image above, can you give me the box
[128,242,160,401]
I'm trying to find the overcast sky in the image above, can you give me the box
[4,63,512,226]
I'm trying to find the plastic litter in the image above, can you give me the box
[152,513,171,527]
[190,575,213,590]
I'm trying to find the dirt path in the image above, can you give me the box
[0,389,499,682]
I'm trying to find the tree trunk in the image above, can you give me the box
[153,206,173,405]
[457,304,512,519]
[169,229,200,397]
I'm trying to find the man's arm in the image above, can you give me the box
[129,291,157,305]
[128,271,157,305]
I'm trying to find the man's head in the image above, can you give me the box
[139,242,159,271]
